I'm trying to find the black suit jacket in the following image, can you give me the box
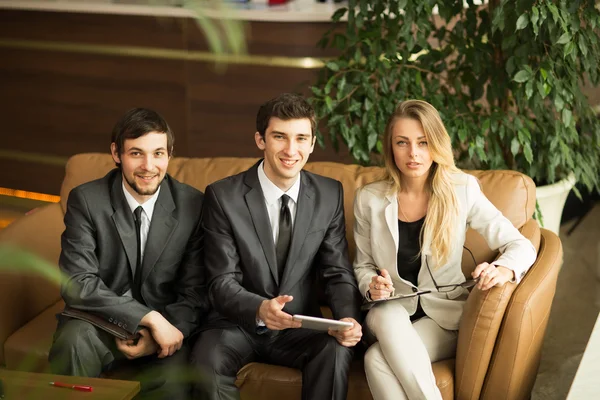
[203,161,361,334]
[59,169,207,337]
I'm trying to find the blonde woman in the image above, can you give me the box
[353,100,536,400]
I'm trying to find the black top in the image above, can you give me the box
[397,216,426,321]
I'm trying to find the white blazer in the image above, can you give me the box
[353,172,537,331]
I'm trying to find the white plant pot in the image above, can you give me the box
[536,173,576,236]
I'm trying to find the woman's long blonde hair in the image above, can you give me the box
[382,100,460,268]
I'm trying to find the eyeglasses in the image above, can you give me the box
[424,246,480,293]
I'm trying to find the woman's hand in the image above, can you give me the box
[472,263,514,291]
[368,269,394,300]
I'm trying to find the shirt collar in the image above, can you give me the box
[122,180,161,219]
[257,160,301,206]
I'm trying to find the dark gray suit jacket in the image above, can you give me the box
[203,161,362,334]
[59,169,207,337]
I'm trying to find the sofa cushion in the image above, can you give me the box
[4,300,62,372]
[235,358,454,400]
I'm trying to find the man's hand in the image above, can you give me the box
[328,318,362,347]
[472,263,514,291]
[115,328,158,360]
[257,295,302,331]
[140,310,184,358]
[368,269,394,300]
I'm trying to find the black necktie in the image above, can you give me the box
[133,206,143,301]
[276,195,292,282]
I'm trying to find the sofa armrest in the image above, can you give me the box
[0,203,64,366]
[455,277,517,400]
[480,228,562,400]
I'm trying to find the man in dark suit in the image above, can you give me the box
[49,108,207,400]
[190,93,363,400]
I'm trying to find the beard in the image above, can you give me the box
[124,174,163,196]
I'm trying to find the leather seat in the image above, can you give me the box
[0,154,563,400]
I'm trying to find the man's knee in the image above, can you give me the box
[314,334,354,365]
[49,318,112,376]
[51,319,101,354]
[190,329,250,378]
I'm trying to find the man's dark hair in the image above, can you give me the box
[256,93,316,139]
[111,108,174,167]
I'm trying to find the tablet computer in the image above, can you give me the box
[361,290,432,311]
[292,315,354,331]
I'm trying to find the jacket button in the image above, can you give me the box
[123,324,127,329]
[412,287,418,292]
[109,317,113,323]
[117,322,122,327]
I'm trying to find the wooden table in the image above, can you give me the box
[0,369,140,400]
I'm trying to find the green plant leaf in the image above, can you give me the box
[556,32,571,45]
[531,6,539,26]
[368,132,378,151]
[563,41,575,57]
[578,35,588,57]
[331,7,348,22]
[516,14,529,31]
[523,143,533,164]
[562,108,572,127]
[482,119,491,133]
[326,61,340,72]
[554,95,564,111]
[525,81,533,99]
[325,96,333,112]
[513,69,532,83]
[548,4,560,23]
[511,137,520,156]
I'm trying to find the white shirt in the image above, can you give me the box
[257,161,300,242]
[121,182,160,296]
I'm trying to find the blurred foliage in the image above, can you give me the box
[311,0,600,194]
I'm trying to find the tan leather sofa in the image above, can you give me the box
[0,154,563,400]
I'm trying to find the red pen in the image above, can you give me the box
[49,381,93,392]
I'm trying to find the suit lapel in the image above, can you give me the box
[140,178,178,285]
[244,164,279,285]
[384,191,399,252]
[110,172,137,277]
[280,171,314,290]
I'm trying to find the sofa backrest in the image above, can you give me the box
[60,153,537,272]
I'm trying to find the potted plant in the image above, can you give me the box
[310,0,600,234]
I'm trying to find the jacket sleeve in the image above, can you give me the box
[163,204,210,338]
[352,186,381,298]
[203,185,268,332]
[316,182,362,322]
[465,175,537,283]
[59,189,151,334]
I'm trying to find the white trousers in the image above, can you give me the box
[364,301,457,400]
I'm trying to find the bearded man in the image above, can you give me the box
[49,108,207,400]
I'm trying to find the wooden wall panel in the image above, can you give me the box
[0,48,188,156]
[186,19,341,57]
[0,10,186,48]
[0,160,65,196]
[0,8,352,194]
